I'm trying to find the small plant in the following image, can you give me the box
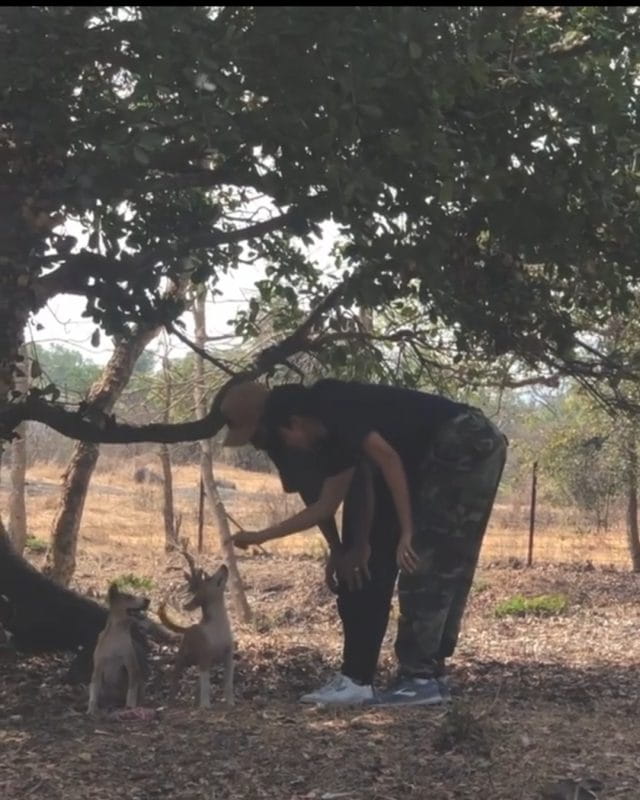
[112,573,154,592]
[25,536,48,554]
[494,593,568,619]
[433,700,491,757]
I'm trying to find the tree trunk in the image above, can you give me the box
[159,443,179,552]
[9,424,27,553]
[0,517,176,685]
[0,515,107,664]
[44,323,162,585]
[193,289,251,622]
[8,349,28,553]
[159,352,179,552]
[625,436,640,572]
[0,271,172,682]
[0,285,112,674]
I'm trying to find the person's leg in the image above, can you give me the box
[380,411,507,706]
[302,467,398,704]
[338,531,397,686]
[437,418,508,675]
[437,451,506,668]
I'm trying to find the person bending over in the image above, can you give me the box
[222,379,507,706]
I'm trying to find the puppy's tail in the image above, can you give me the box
[158,603,188,634]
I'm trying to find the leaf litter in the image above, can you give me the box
[2,558,640,799]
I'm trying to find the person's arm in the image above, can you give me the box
[277,446,342,591]
[232,468,354,547]
[336,460,375,591]
[299,476,341,554]
[348,460,374,552]
[299,483,342,595]
[362,431,419,572]
[314,515,342,554]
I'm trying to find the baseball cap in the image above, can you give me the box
[220,381,269,447]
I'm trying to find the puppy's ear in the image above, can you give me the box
[108,583,120,601]
[217,564,229,586]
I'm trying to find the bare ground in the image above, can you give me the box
[2,556,640,799]
[1,463,639,798]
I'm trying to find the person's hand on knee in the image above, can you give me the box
[336,544,372,591]
[396,535,419,573]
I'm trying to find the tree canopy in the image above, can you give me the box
[2,6,640,443]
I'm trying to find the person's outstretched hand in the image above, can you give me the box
[231,530,269,550]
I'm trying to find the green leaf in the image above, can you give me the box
[360,104,383,120]
[137,131,165,151]
[439,179,454,204]
[133,146,150,165]
[409,41,423,60]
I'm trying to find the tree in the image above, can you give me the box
[2,6,640,650]
[43,319,166,585]
[158,346,180,554]
[8,348,29,553]
[624,432,640,571]
[192,289,251,622]
[31,345,103,401]
[3,7,640,446]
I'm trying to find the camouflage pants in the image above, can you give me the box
[395,408,507,678]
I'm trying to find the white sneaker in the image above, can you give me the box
[300,674,374,706]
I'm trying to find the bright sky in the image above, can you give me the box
[29,222,339,368]
[29,266,262,366]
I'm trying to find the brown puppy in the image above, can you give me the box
[88,583,150,715]
[159,549,234,709]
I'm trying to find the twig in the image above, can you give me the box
[168,323,237,376]
[478,675,505,720]
[224,510,244,531]
[225,510,268,555]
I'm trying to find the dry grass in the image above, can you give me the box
[1,460,640,798]
[5,459,633,569]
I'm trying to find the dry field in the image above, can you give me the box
[1,460,640,799]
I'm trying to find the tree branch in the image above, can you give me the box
[139,164,266,196]
[1,275,350,444]
[168,323,237,377]
[31,198,326,314]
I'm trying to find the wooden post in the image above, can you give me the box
[527,461,538,567]
[197,477,205,553]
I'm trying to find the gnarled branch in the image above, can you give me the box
[1,276,350,444]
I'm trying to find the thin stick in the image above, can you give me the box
[225,509,269,555]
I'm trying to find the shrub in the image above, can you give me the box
[112,573,154,592]
[25,536,48,554]
[494,593,568,618]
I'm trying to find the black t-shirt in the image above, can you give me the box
[264,435,397,526]
[265,379,466,480]
[265,438,324,501]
